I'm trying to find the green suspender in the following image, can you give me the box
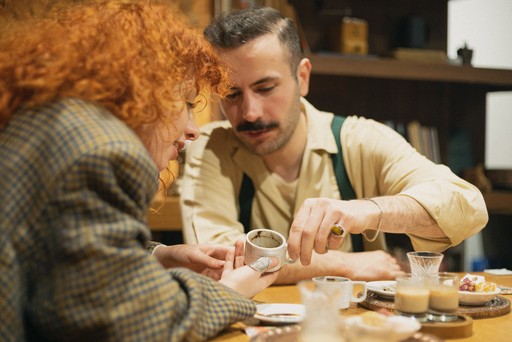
[330,116,364,252]
[330,116,356,199]
[238,115,363,251]
[238,173,255,234]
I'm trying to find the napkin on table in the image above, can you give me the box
[484,268,512,275]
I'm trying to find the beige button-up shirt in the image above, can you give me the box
[181,98,488,252]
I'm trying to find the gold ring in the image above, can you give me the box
[330,224,346,238]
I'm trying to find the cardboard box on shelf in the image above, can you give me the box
[331,17,368,55]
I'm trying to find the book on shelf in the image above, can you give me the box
[429,126,441,165]
[393,48,447,64]
[406,120,422,156]
[406,120,441,164]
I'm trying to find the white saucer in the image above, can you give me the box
[254,303,305,324]
[458,289,501,306]
[367,280,397,299]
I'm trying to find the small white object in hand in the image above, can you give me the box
[249,257,272,272]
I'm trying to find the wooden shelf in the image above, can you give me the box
[309,54,512,89]
[483,191,512,215]
[144,191,512,234]
[147,196,182,231]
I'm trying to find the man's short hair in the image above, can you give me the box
[204,7,303,74]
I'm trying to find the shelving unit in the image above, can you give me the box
[309,54,512,87]
[483,192,512,215]
[287,0,512,215]
[147,0,512,236]
[305,54,512,175]
[304,56,512,214]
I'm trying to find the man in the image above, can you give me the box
[180,7,488,284]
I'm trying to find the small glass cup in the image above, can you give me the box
[297,280,344,341]
[407,251,444,278]
[427,272,459,322]
[394,273,429,322]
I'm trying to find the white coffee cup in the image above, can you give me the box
[313,276,368,310]
[245,228,295,272]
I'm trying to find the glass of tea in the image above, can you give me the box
[427,272,459,322]
[394,273,429,322]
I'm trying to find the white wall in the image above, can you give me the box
[448,0,512,169]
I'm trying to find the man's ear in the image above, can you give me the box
[297,58,312,97]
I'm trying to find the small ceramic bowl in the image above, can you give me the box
[345,314,421,342]
[458,289,501,306]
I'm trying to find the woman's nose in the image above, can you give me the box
[184,118,199,141]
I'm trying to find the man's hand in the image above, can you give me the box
[287,195,444,266]
[273,249,404,284]
[336,250,404,281]
[287,198,376,265]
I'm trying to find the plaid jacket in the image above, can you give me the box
[0,98,255,341]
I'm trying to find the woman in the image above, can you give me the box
[0,1,278,340]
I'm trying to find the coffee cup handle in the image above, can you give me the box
[351,281,367,303]
[284,252,296,264]
[283,246,296,264]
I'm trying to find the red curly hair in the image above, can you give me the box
[0,0,231,130]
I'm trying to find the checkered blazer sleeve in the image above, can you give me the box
[26,122,255,341]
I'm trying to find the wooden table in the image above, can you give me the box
[212,273,512,341]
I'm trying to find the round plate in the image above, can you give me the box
[367,280,397,299]
[250,325,441,342]
[345,314,421,342]
[458,289,501,306]
[254,303,305,324]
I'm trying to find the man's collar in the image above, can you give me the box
[301,97,338,155]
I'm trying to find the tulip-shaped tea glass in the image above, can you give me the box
[407,251,444,278]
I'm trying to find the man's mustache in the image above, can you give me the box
[236,120,279,132]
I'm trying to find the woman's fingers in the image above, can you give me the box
[223,246,235,272]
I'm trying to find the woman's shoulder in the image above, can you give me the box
[15,97,153,175]
[52,98,140,145]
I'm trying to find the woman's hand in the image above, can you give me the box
[153,243,231,279]
[153,240,280,295]
[219,240,280,298]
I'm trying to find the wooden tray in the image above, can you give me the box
[420,315,473,339]
[359,291,511,319]
[459,295,511,319]
[249,324,443,342]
